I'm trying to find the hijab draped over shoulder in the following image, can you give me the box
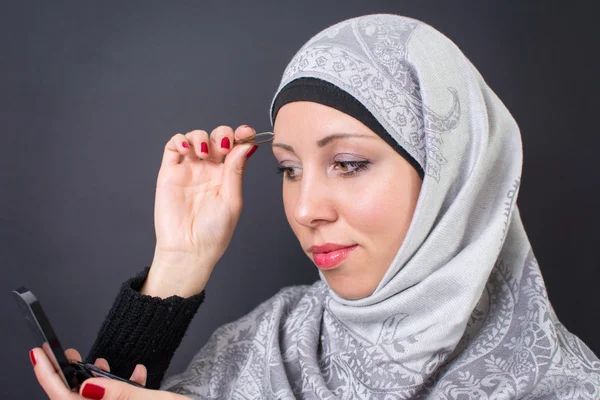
[161,14,600,399]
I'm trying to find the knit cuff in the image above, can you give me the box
[85,267,205,389]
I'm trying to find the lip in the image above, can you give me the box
[310,243,358,270]
[310,243,355,254]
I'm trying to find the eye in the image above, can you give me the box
[333,161,370,176]
[276,166,301,181]
[275,160,371,181]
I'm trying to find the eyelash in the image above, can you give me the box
[276,161,371,182]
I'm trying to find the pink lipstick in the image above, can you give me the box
[310,243,358,270]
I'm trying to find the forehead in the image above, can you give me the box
[272,101,380,142]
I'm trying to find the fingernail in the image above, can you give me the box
[200,142,208,153]
[29,350,36,367]
[81,383,105,399]
[221,137,231,149]
[246,145,258,159]
[182,142,189,149]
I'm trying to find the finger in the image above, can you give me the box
[65,348,82,363]
[129,364,147,387]
[161,133,195,167]
[93,357,110,373]
[221,142,258,212]
[233,124,256,143]
[79,377,185,400]
[185,129,210,160]
[207,125,234,163]
[31,348,79,399]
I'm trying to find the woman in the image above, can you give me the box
[30,14,599,399]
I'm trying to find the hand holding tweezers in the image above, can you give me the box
[233,131,274,146]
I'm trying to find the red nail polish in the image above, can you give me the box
[221,137,231,149]
[81,383,105,399]
[182,142,189,149]
[246,145,258,159]
[201,142,208,153]
[29,350,36,367]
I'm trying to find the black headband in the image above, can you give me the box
[271,77,424,179]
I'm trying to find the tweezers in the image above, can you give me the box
[233,131,274,145]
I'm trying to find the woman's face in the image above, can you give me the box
[272,101,422,299]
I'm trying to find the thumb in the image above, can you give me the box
[79,378,185,400]
[221,143,258,207]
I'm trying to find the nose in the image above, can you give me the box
[293,173,337,228]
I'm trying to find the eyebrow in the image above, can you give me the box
[272,133,376,153]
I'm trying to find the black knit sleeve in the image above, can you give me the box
[85,267,205,389]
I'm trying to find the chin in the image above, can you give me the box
[322,272,377,300]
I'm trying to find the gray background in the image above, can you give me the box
[1,1,598,398]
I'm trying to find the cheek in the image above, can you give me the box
[281,184,299,234]
[343,183,395,236]
[342,172,417,246]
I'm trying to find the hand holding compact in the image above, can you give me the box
[31,347,190,399]
[144,125,260,298]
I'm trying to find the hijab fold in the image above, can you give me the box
[161,14,600,399]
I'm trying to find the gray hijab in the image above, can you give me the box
[161,14,600,399]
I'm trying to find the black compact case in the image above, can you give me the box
[13,287,143,390]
